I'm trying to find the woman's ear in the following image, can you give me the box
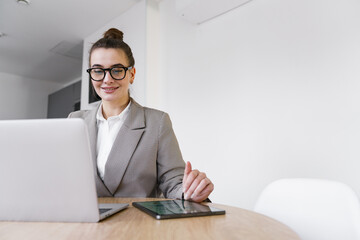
[130,67,136,84]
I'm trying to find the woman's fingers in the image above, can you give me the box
[182,161,214,202]
[184,171,204,199]
[183,168,200,194]
[190,181,214,202]
[183,161,192,191]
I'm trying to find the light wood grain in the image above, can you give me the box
[0,198,300,240]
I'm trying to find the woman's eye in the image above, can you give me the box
[93,69,103,74]
[112,68,124,74]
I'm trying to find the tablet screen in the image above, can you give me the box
[132,200,225,220]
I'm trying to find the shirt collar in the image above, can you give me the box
[96,101,132,122]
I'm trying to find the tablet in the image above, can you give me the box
[132,200,225,220]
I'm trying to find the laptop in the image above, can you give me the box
[0,118,128,222]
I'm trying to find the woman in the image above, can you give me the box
[69,28,213,202]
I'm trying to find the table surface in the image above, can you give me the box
[0,198,300,240]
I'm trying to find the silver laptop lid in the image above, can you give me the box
[0,118,100,222]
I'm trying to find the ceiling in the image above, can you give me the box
[0,0,140,84]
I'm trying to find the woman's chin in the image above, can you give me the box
[99,93,128,103]
[100,95,117,102]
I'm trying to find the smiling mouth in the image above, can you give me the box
[101,87,119,93]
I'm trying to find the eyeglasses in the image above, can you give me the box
[86,66,133,81]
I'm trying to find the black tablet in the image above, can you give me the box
[132,200,226,220]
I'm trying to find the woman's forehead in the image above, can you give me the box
[90,48,128,66]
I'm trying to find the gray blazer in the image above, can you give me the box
[68,99,185,199]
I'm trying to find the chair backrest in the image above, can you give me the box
[254,178,360,240]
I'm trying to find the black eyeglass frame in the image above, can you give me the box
[86,66,133,81]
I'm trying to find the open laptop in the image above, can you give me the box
[0,118,128,222]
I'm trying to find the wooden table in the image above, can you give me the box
[0,198,300,240]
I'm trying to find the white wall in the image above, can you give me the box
[157,0,360,209]
[81,0,147,110]
[0,72,62,120]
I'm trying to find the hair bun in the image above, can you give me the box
[103,28,124,41]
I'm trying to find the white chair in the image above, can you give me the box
[254,178,360,240]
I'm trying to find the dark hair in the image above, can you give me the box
[89,28,135,67]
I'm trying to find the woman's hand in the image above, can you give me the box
[182,161,214,202]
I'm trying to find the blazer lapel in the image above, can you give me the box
[103,100,145,195]
[85,103,113,196]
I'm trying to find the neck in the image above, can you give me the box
[101,97,130,119]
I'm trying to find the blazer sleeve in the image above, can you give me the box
[157,112,185,199]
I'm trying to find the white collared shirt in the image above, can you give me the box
[96,102,131,180]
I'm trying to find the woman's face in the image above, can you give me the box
[90,48,135,104]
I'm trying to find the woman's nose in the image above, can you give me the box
[103,71,115,84]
